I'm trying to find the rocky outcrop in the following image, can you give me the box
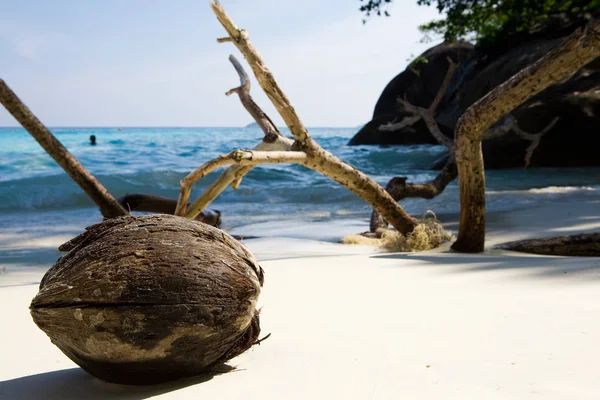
[348,41,473,146]
[349,16,600,169]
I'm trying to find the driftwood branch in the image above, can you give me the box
[231,165,253,190]
[211,1,309,145]
[485,114,559,168]
[370,61,457,233]
[199,1,419,235]
[378,114,422,132]
[429,57,457,113]
[225,55,280,139]
[453,19,600,252]
[179,55,293,218]
[515,117,559,168]
[496,233,600,257]
[0,79,127,219]
[378,58,457,142]
[185,136,294,217]
[370,160,458,233]
[176,150,308,217]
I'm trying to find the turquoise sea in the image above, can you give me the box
[1,127,600,236]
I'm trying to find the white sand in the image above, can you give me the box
[1,201,600,399]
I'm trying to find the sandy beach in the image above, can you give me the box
[1,201,599,399]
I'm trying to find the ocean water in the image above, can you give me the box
[1,127,600,235]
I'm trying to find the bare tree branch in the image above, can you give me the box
[453,19,600,253]
[211,1,309,144]
[516,117,559,168]
[370,61,457,233]
[178,55,294,217]
[496,232,600,257]
[429,57,458,113]
[207,1,420,235]
[377,58,457,146]
[232,165,253,190]
[378,114,422,132]
[0,79,128,219]
[370,160,457,233]
[225,55,280,139]
[186,135,294,217]
[176,150,308,217]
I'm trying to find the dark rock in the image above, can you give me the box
[351,15,600,169]
[449,40,600,168]
[30,215,264,385]
[348,41,474,146]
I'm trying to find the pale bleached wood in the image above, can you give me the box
[209,1,419,235]
[176,54,294,218]
[177,150,307,217]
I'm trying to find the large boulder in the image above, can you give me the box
[348,41,474,146]
[351,14,600,169]
[439,38,600,168]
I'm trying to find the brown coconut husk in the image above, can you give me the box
[30,214,264,385]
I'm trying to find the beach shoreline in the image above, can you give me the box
[1,200,600,399]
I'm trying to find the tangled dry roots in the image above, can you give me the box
[343,211,454,252]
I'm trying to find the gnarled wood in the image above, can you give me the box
[0,80,127,219]
[370,61,457,233]
[184,55,294,217]
[211,1,309,145]
[177,150,308,218]
[370,161,457,233]
[177,2,420,236]
[453,19,600,253]
[496,233,600,257]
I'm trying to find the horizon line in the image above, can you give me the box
[0,125,362,129]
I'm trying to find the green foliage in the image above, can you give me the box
[405,54,429,76]
[359,0,393,22]
[360,0,600,44]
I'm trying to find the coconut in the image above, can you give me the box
[30,214,264,385]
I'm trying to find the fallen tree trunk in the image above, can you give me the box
[453,19,600,253]
[496,233,600,257]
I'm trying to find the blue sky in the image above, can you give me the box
[0,0,441,127]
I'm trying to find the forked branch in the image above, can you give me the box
[176,150,307,217]
[453,19,600,252]
[211,0,309,144]
[485,114,559,168]
[179,55,294,218]
[370,60,457,233]
[199,0,420,235]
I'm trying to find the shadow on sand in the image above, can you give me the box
[372,251,600,279]
[0,365,234,400]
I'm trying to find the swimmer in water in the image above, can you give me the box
[90,135,97,145]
